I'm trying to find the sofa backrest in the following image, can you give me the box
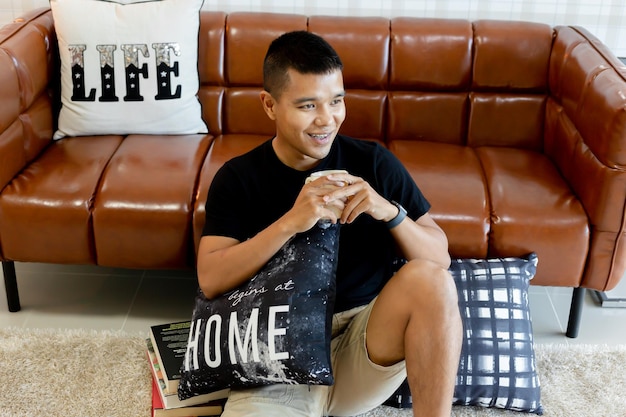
[0,9,598,166]
[3,9,625,171]
[197,12,554,152]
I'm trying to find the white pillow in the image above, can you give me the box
[50,0,207,139]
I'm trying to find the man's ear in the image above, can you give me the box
[260,91,277,121]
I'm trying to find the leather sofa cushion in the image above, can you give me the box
[0,136,123,264]
[390,141,490,259]
[391,141,589,286]
[479,147,589,286]
[92,135,212,269]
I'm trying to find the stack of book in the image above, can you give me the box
[147,321,229,417]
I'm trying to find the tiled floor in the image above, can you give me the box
[1,261,626,344]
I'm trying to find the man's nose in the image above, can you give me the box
[315,105,334,126]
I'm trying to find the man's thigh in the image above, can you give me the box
[327,299,407,416]
[221,299,406,417]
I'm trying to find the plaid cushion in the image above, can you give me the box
[452,253,543,414]
[385,254,543,414]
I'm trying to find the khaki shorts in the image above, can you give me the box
[221,298,407,417]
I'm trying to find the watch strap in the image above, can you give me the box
[386,200,407,229]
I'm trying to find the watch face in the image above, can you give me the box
[392,200,407,214]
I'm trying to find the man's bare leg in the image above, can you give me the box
[366,259,462,417]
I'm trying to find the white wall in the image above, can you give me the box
[1,0,625,57]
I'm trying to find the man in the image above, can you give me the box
[197,30,462,417]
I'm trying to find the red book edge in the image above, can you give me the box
[152,375,165,416]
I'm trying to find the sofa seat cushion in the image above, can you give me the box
[477,147,589,286]
[92,134,212,269]
[0,136,124,263]
[389,141,490,259]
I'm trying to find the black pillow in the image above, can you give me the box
[178,223,340,401]
[385,254,543,415]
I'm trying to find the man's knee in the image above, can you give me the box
[367,260,461,366]
[393,259,459,311]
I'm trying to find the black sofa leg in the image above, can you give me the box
[2,261,21,312]
[566,287,586,338]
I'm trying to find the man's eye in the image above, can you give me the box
[331,98,344,105]
[300,103,315,110]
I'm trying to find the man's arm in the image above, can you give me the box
[324,173,450,268]
[197,176,348,299]
[388,211,450,268]
[196,222,295,299]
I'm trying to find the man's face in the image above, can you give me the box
[261,68,346,171]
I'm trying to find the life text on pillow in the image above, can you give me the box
[69,43,183,102]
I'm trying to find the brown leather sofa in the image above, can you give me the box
[1,9,625,338]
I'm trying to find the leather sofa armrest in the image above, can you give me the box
[547,26,626,291]
[0,48,24,191]
[0,8,56,191]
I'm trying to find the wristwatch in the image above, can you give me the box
[386,200,407,229]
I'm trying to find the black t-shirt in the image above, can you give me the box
[203,135,431,312]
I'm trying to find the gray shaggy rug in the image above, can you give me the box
[0,327,624,416]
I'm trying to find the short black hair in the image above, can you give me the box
[263,31,343,98]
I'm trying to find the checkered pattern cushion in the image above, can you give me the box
[452,253,543,414]
[384,254,543,414]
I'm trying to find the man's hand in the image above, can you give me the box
[322,173,398,224]
[321,172,450,268]
[280,176,347,233]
